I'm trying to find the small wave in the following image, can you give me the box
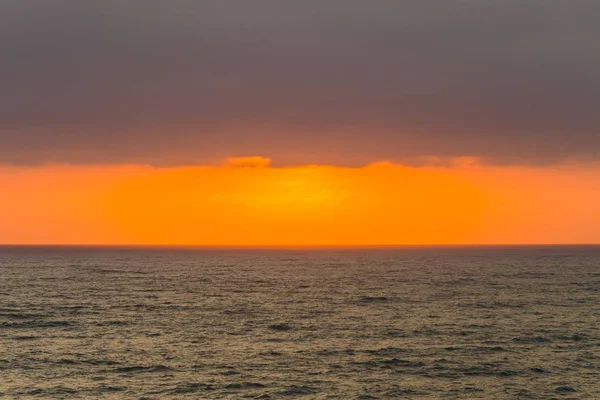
[443,345,506,353]
[384,329,408,337]
[96,385,126,393]
[259,350,283,356]
[357,296,393,303]
[12,335,38,341]
[353,358,425,369]
[95,320,129,326]
[384,387,423,396]
[167,382,215,394]
[218,369,240,375]
[268,323,293,331]
[113,365,173,374]
[81,359,122,366]
[364,347,408,356]
[530,367,549,373]
[19,386,78,396]
[512,336,552,343]
[462,365,523,377]
[0,312,49,319]
[412,327,441,336]
[460,301,526,309]
[224,382,266,389]
[316,348,355,356]
[555,385,577,393]
[279,385,320,396]
[0,320,73,329]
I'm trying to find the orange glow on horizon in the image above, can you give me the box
[1,158,600,245]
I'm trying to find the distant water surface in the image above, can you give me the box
[1,246,599,399]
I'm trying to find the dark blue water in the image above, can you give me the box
[1,246,599,398]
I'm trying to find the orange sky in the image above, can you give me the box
[1,157,599,245]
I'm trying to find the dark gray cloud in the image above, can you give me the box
[1,0,599,166]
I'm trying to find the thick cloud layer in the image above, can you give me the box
[1,1,599,165]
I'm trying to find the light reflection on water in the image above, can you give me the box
[1,246,599,398]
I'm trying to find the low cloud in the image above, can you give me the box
[225,156,272,168]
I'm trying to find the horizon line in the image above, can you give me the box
[1,243,599,249]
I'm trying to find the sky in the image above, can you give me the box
[1,1,599,245]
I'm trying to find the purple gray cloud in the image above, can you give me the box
[1,0,599,166]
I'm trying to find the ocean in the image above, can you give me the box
[0,246,599,399]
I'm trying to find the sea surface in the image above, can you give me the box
[0,246,599,399]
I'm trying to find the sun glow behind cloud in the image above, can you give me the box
[1,158,599,245]
[101,159,491,245]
